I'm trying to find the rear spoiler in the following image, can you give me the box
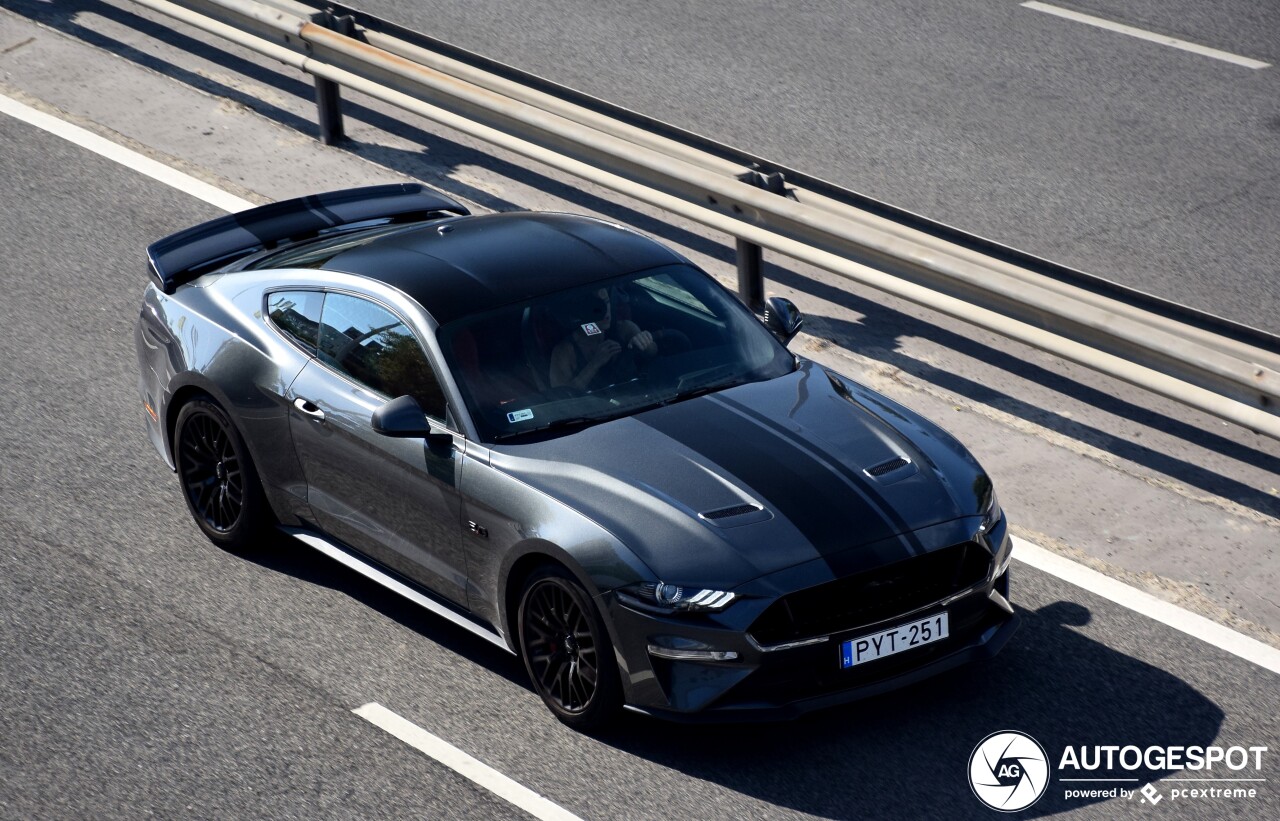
[146,184,469,293]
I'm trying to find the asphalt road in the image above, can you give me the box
[1,100,1277,820]
[353,0,1280,334]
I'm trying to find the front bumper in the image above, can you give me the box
[605,524,1019,721]
[627,595,1017,722]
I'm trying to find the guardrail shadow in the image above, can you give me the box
[3,0,532,212]
[13,0,1280,519]
[803,313,1280,521]
[595,600,1226,820]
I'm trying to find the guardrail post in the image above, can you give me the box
[312,10,354,145]
[734,170,791,311]
[736,238,764,311]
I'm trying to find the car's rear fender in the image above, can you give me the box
[136,282,313,526]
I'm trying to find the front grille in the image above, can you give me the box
[749,542,991,646]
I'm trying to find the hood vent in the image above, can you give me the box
[701,503,760,520]
[865,456,911,478]
[697,503,772,528]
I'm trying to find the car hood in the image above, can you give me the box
[489,360,991,588]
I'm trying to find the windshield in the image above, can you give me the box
[438,264,795,442]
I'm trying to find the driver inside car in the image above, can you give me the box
[550,287,658,391]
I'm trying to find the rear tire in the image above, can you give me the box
[173,397,271,552]
[517,566,623,731]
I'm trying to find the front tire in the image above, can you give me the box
[173,397,270,552]
[517,566,622,730]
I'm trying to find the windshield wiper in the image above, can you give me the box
[493,379,752,440]
[492,415,610,441]
[619,378,751,419]
[664,377,750,406]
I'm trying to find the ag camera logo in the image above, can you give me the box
[969,731,1051,812]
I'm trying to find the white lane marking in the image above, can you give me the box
[1012,536,1280,676]
[353,703,585,821]
[6,88,1276,678]
[0,92,255,212]
[1022,2,1271,69]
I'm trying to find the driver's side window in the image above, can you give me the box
[318,292,447,419]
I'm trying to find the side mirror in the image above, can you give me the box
[762,296,804,346]
[372,395,432,437]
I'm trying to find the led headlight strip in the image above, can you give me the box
[621,582,738,613]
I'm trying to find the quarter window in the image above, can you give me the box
[267,290,324,353]
[318,293,447,419]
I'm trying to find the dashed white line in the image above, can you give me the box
[0,92,255,212]
[353,702,585,821]
[6,91,1279,680]
[1012,537,1280,676]
[1022,2,1271,70]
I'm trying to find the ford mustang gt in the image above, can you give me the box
[135,184,1018,728]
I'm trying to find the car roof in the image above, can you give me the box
[318,212,683,325]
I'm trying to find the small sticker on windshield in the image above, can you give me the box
[581,322,602,336]
[506,408,534,423]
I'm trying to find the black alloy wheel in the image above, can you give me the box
[518,567,622,730]
[180,410,242,532]
[174,397,269,551]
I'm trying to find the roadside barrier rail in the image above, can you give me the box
[132,0,1280,440]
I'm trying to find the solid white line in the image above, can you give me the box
[1012,536,1280,676]
[1022,2,1271,69]
[353,703,584,821]
[0,93,255,212]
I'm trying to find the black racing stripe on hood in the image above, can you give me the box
[637,396,907,562]
[714,394,930,562]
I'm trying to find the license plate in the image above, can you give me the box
[839,612,949,669]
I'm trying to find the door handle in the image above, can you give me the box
[293,397,326,421]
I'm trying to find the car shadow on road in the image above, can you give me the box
[592,600,1225,820]
[13,1,1280,519]
[245,531,1225,819]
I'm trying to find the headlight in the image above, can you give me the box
[616,582,737,613]
[977,488,1002,536]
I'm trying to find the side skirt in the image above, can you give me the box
[282,526,515,654]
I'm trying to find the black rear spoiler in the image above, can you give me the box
[146,184,469,293]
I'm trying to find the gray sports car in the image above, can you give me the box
[135,184,1017,728]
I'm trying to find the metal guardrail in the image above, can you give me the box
[132,0,1280,440]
